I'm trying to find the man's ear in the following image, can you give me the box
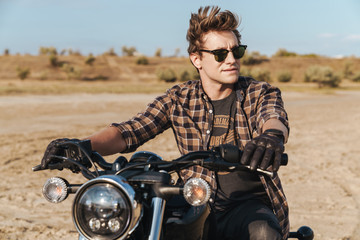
[190,53,202,70]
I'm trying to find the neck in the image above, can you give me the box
[201,82,234,100]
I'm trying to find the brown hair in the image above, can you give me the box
[186,6,241,54]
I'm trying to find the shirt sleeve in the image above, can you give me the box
[257,83,289,133]
[112,94,173,153]
[246,81,289,135]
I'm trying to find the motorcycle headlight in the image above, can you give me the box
[72,175,141,240]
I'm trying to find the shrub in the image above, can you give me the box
[4,49,9,56]
[103,48,117,56]
[277,71,292,83]
[49,54,58,67]
[189,67,200,80]
[67,48,82,56]
[136,56,149,65]
[156,68,177,82]
[343,61,353,79]
[122,46,137,56]
[304,65,341,88]
[242,51,268,65]
[16,66,30,80]
[250,68,271,83]
[39,46,57,56]
[352,72,360,82]
[85,54,96,65]
[179,70,191,82]
[240,67,252,77]
[60,49,67,55]
[154,48,162,57]
[61,63,82,80]
[274,48,297,57]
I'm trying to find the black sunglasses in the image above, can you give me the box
[199,45,247,62]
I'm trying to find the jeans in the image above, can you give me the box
[211,199,282,240]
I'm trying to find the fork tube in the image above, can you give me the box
[148,197,166,240]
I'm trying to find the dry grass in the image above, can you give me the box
[1,54,360,95]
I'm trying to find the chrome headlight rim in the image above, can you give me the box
[72,175,140,240]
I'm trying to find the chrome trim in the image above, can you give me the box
[72,175,142,240]
[148,197,166,240]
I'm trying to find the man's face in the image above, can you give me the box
[192,31,241,88]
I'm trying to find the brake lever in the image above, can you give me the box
[202,158,275,178]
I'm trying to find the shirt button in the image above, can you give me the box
[206,130,211,134]
[209,109,213,114]
[209,198,214,203]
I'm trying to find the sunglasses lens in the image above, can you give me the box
[233,46,246,59]
[213,50,228,62]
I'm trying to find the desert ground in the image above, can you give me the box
[0,88,359,240]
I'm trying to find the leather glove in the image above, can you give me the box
[40,138,71,169]
[240,129,285,172]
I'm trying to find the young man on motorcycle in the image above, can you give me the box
[41,6,289,240]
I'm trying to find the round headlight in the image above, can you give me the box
[73,176,141,240]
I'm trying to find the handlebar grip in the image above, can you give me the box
[32,164,43,172]
[281,153,288,166]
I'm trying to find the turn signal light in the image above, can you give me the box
[183,178,210,206]
[42,177,69,203]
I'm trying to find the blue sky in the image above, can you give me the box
[0,0,359,58]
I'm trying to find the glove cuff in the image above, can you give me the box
[263,129,285,143]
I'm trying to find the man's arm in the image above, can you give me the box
[85,126,127,156]
[262,119,289,143]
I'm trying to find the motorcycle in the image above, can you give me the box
[32,139,314,240]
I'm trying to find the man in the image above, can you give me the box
[41,6,289,240]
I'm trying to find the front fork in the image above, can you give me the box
[148,197,166,240]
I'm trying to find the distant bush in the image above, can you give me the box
[122,46,137,56]
[154,48,162,57]
[343,61,353,79]
[39,46,57,56]
[67,48,82,56]
[352,72,360,82]
[61,63,82,80]
[242,51,268,65]
[189,67,200,80]
[38,71,48,80]
[85,54,96,65]
[274,48,297,57]
[49,54,58,67]
[250,68,271,83]
[179,70,191,82]
[240,67,252,77]
[4,49,9,56]
[156,68,177,82]
[304,65,341,88]
[16,66,30,80]
[60,49,67,55]
[277,70,292,82]
[103,48,117,56]
[136,56,149,65]
[301,53,319,58]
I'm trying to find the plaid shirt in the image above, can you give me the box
[114,77,290,239]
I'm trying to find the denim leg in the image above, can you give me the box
[214,200,282,240]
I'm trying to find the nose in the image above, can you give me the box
[225,51,237,63]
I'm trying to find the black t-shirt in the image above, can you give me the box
[209,91,270,212]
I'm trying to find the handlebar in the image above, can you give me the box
[32,142,288,178]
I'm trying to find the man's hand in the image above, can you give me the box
[240,129,285,172]
[40,138,70,169]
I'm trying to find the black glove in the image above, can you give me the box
[240,129,285,172]
[40,138,71,169]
